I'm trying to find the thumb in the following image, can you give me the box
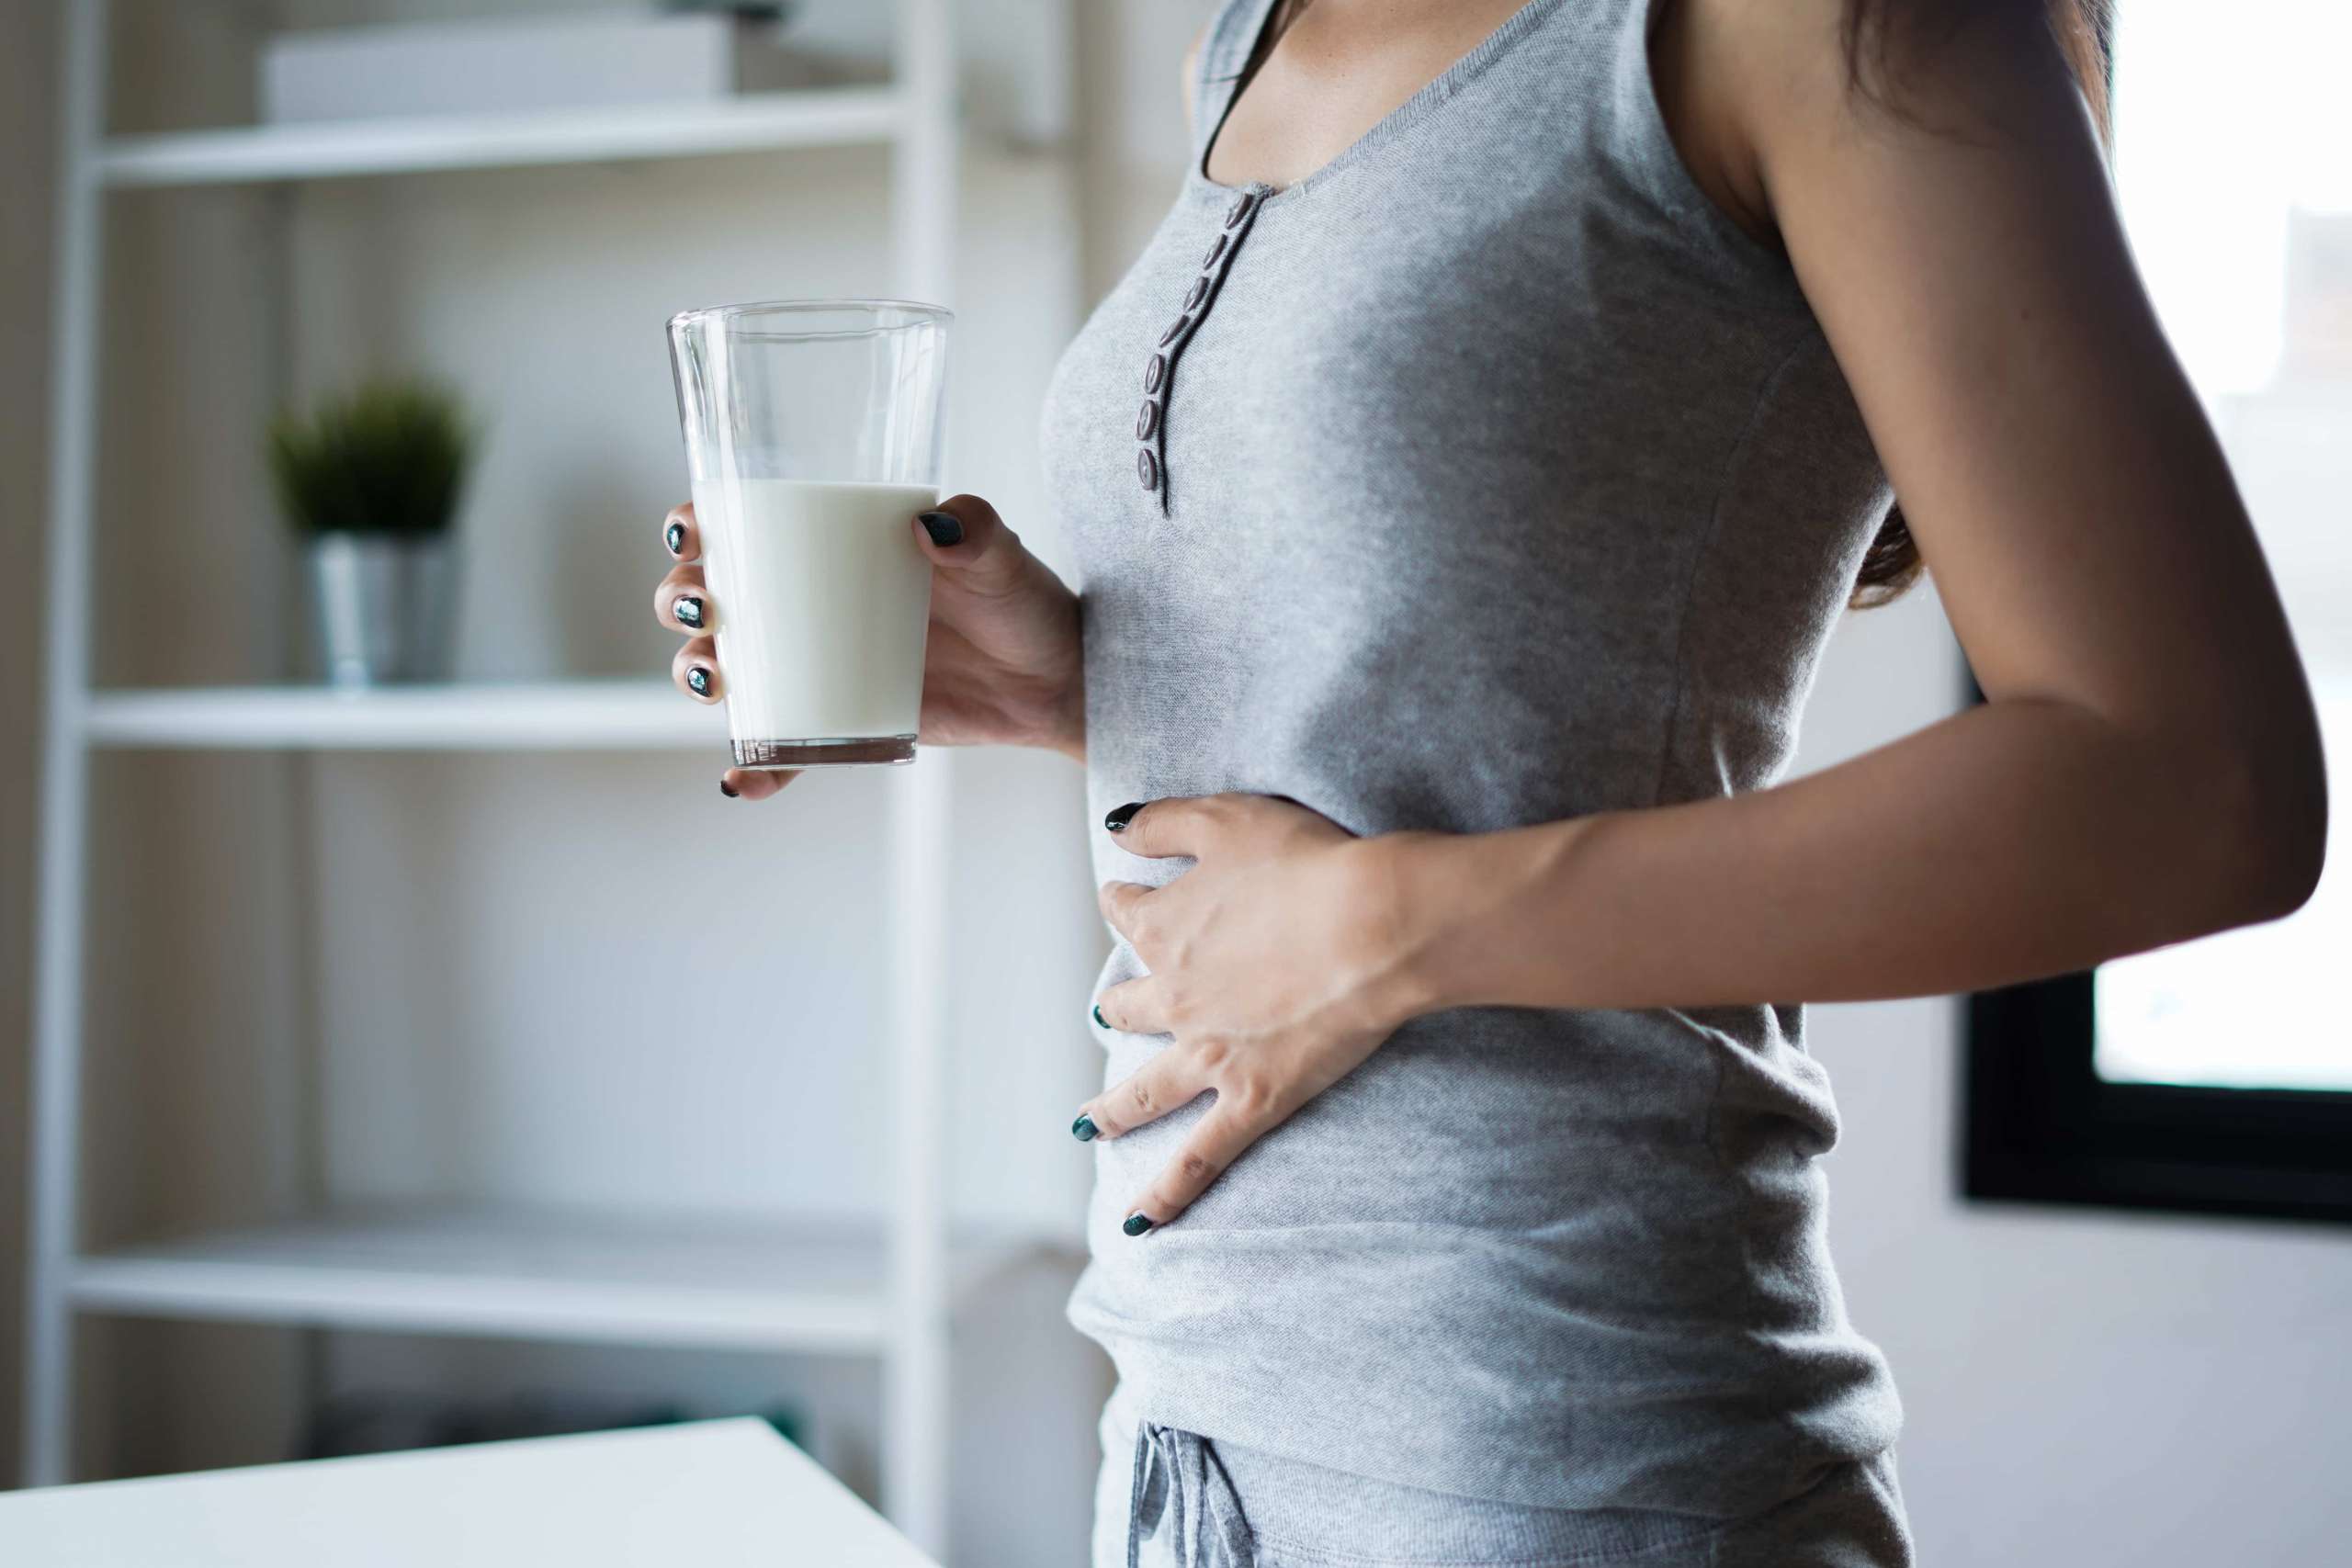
[914,493,1032,596]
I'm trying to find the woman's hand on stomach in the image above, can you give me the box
[1081,795,1436,1234]
[654,493,1086,799]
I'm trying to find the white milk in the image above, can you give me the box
[690,478,937,751]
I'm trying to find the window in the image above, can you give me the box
[1963,0,2352,1223]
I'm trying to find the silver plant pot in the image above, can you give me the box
[305,533,456,687]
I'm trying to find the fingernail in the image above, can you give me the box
[673,595,705,629]
[918,510,964,547]
[1071,1114,1099,1142]
[1104,801,1145,833]
[665,519,686,556]
[1091,1004,1109,1029]
[719,779,740,798]
[1122,1213,1155,1237]
[686,666,712,698]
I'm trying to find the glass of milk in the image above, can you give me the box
[666,298,952,768]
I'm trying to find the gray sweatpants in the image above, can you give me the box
[1093,1385,1914,1568]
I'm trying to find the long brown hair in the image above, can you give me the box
[1842,0,2114,606]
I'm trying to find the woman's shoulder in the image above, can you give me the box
[1645,0,1794,255]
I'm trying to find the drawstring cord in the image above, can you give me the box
[1129,1420,1254,1567]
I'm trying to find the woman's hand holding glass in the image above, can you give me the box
[654,493,1086,797]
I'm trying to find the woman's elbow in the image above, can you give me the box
[2208,724,2329,929]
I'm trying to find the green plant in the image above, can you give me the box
[267,378,475,538]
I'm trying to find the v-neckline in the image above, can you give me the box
[1192,0,1566,203]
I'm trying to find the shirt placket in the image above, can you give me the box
[1135,184,1271,514]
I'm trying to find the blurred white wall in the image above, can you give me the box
[1078,0,1220,300]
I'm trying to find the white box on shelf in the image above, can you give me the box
[786,0,1074,145]
[260,13,836,125]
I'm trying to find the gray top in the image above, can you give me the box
[1042,0,1903,1517]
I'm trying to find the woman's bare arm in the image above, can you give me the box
[1379,0,2326,1014]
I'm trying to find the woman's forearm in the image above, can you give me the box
[1380,695,2323,1016]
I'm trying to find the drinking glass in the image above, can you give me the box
[667,298,952,767]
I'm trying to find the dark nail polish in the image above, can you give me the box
[1122,1213,1155,1236]
[673,596,705,629]
[665,520,686,556]
[719,779,740,798]
[918,510,964,547]
[1092,1004,1110,1029]
[686,666,712,698]
[1104,801,1145,833]
[1071,1114,1099,1143]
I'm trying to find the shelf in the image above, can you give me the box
[85,682,725,751]
[94,88,903,187]
[68,1208,1040,1356]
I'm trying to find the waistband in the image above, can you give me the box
[1111,1390,1763,1567]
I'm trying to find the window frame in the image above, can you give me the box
[1962,972,2352,1225]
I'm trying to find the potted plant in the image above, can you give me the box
[268,378,475,686]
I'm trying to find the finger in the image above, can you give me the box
[1092,976,1170,1036]
[662,502,700,563]
[1102,794,1227,859]
[1077,1043,1212,1141]
[655,565,711,636]
[1096,879,1155,944]
[719,766,797,802]
[1120,1102,1262,1235]
[670,637,721,703]
[911,493,1034,598]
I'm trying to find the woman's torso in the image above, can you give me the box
[1043,0,1903,1517]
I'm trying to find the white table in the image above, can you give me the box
[0,1419,940,1567]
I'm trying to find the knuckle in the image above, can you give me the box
[1125,1078,1158,1116]
[1176,1149,1219,1184]
[1186,1034,1232,1075]
[1222,1075,1273,1119]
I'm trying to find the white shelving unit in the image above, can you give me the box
[66,1209,1031,1358]
[85,682,723,750]
[25,3,968,1555]
[96,87,905,186]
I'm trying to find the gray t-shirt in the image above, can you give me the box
[1042,0,1904,1517]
